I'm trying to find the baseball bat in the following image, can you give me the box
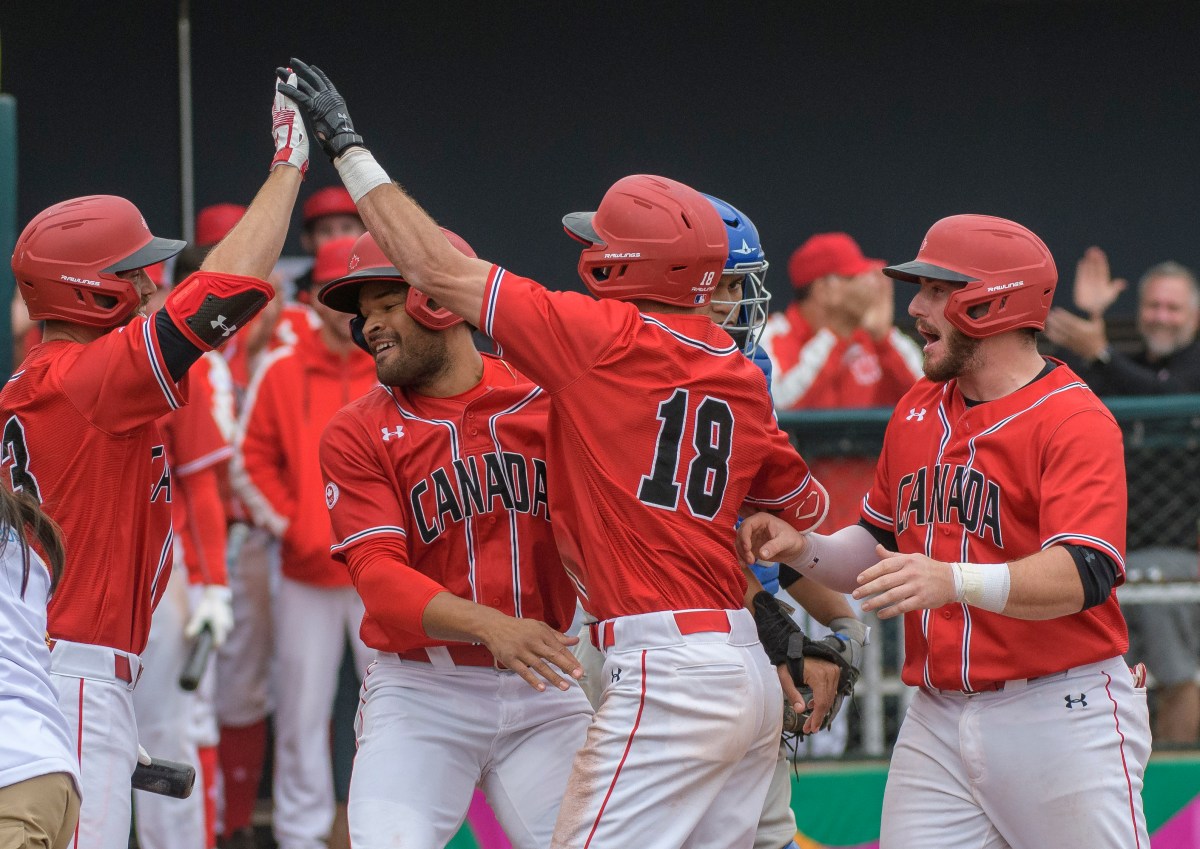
[132,757,196,798]
[179,624,214,691]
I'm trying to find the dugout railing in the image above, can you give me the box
[777,394,1200,757]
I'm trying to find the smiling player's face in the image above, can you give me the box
[357,281,450,390]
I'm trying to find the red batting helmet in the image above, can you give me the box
[562,174,727,307]
[12,195,186,328]
[317,228,475,343]
[883,214,1057,338]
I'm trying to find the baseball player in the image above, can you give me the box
[232,233,377,849]
[703,194,867,849]
[313,228,592,849]
[0,74,308,849]
[280,58,832,848]
[739,214,1152,849]
[0,488,79,849]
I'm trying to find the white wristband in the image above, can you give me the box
[951,562,1011,613]
[334,147,391,203]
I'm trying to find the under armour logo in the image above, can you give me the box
[732,238,756,255]
[336,112,351,130]
[1064,693,1087,709]
[906,407,927,422]
[380,425,405,442]
[610,668,621,683]
[210,315,237,337]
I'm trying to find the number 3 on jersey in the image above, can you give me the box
[637,388,732,519]
[2,415,42,502]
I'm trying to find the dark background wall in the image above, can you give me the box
[3,0,1198,316]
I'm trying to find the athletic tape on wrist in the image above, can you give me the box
[951,562,1010,613]
[335,148,391,202]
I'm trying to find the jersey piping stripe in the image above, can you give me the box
[486,385,545,619]
[482,266,505,338]
[584,648,648,848]
[331,525,408,553]
[173,445,234,477]
[142,318,184,411]
[640,315,740,357]
[771,326,837,410]
[384,389,480,602]
[1103,669,1145,849]
[6,370,24,383]
[742,473,816,507]
[1043,532,1124,568]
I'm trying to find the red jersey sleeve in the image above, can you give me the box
[478,266,631,393]
[1038,408,1127,570]
[57,314,188,430]
[741,402,829,532]
[319,409,447,635]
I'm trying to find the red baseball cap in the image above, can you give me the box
[195,203,247,247]
[303,186,359,225]
[787,232,884,288]
[311,235,359,287]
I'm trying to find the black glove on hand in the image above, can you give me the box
[275,58,364,161]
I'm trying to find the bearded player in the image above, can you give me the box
[1,75,309,849]
[315,230,593,849]
[739,215,1151,848]
[282,58,833,849]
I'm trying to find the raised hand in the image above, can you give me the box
[275,58,364,161]
[271,71,309,175]
[736,512,810,566]
[1073,246,1126,318]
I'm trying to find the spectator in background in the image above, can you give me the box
[1045,247,1200,746]
[290,187,367,303]
[759,233,923,529]
[232,235,377,849]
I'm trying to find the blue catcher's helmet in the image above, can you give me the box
[703,194,771,355]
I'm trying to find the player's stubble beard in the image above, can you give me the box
[923,324,983,382]
[376,331,452,391]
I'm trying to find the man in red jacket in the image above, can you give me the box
[231,234,376,849]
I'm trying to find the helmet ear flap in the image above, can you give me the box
[349,315,371,353]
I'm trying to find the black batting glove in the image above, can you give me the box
[275,58,364,161]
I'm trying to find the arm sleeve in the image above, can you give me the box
[770,328,842,410]
[1068,543,1121,610]
[154,310,205,382]
[340,537,447,640]
[230,354,293,536]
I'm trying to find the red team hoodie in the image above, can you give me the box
[234,332,376,586]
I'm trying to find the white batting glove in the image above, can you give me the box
[271,72,309,176]
[185,584,234,647]
[137,744,152,766]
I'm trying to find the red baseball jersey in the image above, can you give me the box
[479,267,828,621]
[159,352,235,585]
[0,318,188,654]
[861,360,1129,690]
[319,354,577,652]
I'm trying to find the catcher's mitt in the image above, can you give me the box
[755,592,869,734]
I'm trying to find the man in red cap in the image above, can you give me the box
[760,232,923,412]
[759,232,925,531]
[292,186,366,301]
